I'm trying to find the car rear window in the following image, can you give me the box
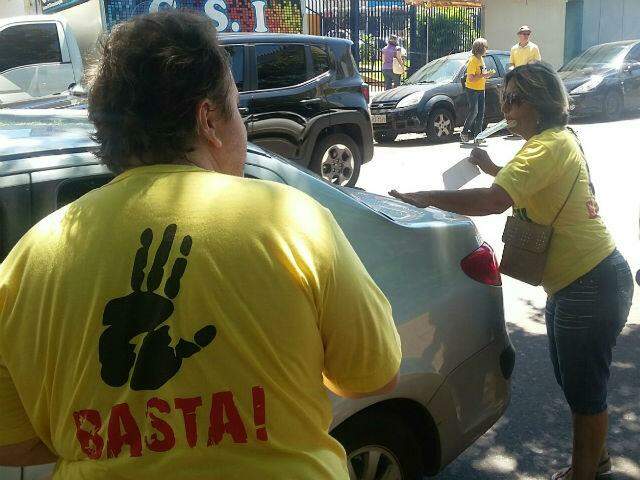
[311,45,331,77]
[0,23,62,72]
[256,44,308,89]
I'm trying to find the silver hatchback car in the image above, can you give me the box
[0,111,514,480]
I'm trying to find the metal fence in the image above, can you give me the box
[305,0,482,87]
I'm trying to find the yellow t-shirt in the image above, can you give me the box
[494,128,615,294]
[509,41,542,67]
[0,165,401,479]
[465,55,486,91]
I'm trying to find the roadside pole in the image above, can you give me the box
[301,0,308,34]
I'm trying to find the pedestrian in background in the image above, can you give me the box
[381,35,403,90]
[509,25,542,68]
[460,38,494,143]
[390,61,633,480]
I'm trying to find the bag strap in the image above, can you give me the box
[567,126,595,195]
[551,162,581,227]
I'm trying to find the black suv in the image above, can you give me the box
[370,50,510,143]
[3,34,373,187]
[220,34,373,186]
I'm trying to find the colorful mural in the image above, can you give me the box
[103,0,302,33]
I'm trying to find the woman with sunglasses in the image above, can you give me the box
[390,61,633,480]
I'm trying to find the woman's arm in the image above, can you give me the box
[469,147,502,177]
[389,184,513,216]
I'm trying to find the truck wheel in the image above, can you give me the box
[374,131,398,144]
[333,413,424,480]
[311,133,361,187]
[426,108,454,143]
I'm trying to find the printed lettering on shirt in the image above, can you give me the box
[72,387,269,459]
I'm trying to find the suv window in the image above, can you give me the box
[57,176,114,208]
[256,44,307,90]
[224,45,245,92]
[311,45,330,77]
[337,48,357,79]
[0,23,62,73]
[495,54,510,75]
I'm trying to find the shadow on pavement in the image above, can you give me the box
[434,303,640,480]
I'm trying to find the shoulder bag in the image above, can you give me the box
[499,161,582,286]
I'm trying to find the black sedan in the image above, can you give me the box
[370,50,510,143]
[560,39,640,120]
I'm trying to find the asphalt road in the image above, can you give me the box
[358,113,640,480]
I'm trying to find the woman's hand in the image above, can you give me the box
[469,147,501,176]
[388,190,432,208]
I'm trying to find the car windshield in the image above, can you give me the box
[404,57,465,84]
[560,43,631,71]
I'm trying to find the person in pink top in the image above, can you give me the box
[381,35,404,90]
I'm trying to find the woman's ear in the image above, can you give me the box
[196,99,223,149]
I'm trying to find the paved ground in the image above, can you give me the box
[358,113,640,479]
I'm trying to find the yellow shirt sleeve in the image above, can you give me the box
[494,140,559,206]
[533,45,542,61]
[0,362,37,446]
[319,212,401,394]
[509,47,515,65]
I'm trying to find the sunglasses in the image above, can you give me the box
[519,32,531,36]
[501,91,524,107]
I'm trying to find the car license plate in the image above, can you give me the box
[371,114,387,124]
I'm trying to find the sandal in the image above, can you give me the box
[551,456,612,480]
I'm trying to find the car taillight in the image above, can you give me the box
[361,84,370,104]
[460,242,502,286]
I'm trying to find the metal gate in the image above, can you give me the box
[305,0,482,88]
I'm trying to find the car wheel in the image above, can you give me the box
[311,133,361,187]
[426,108,454,142]
[374,131,398,144]
[602,91,623,120]
[333,413,423,480]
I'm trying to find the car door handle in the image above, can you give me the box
[300,98,322,104]
[238,107,250,115]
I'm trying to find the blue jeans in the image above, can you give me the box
[545,250,634,414]
[383,69,400,90]
[463,88,485,137]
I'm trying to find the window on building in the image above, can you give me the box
[0,23,62,73]
[256,44,307,90]
[224,45,245,92]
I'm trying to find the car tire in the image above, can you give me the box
[333,412,424,480]
[311,133,361,187]
[602,90,623,120]
[374,131,398,144]
[426,108,455,143]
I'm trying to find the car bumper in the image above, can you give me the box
[370,106,424,134]
[569,91,604,117]
[427,336,515,470]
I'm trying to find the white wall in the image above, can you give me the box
[0,0,37,17]
[482,0,566,68]
[582,0,640,50]
[51,0,104,63]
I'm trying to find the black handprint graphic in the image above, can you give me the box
[99,224,216,391]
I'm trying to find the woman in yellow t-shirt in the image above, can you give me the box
[460,38,494,143]
[389,62,633,480]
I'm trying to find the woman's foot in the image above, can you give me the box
[551,455,612,480]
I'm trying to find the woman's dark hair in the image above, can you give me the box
[87,10,232,168]
[504,61,569,131]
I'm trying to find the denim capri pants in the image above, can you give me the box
[545,249,634,415]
